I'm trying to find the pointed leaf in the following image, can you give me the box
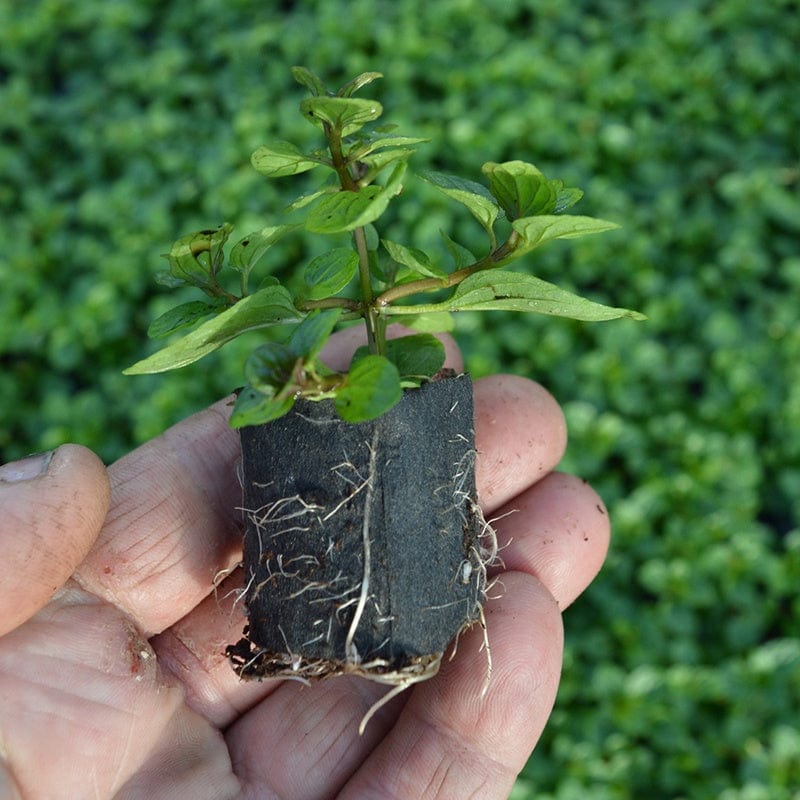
[353,334,445,387]
[300,96,383,136]
[291,66,326,96]
[124,285,300,374]
[550,180,584,213]
[446,270,646,321]
[353,135,429,157]
[285,183,338,212]
[230,385,295,428]
[251,141,325,178]
[440,230,476,269]
[418,170,500,243]
[303,248,359,299]
[165,223,233,287]
[229,224,301,276]
[397,312,455,333]
[482,161,556,220]
[502,215,621,264]
[288,308,342,360]
[337,71,383,97]
[244,342,299,390]
[382,239,446,279]
[147,300,220,339]
[334,355,402,422]
[305,162,406,233]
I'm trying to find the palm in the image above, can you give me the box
[0,366,609,799]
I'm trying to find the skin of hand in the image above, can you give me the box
[0,330,610,800]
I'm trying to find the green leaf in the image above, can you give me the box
[288,308,342,360]
[244,341,298,390]
[251,141,325,178]
[230,385,295,428]
[397,312,455,333]
[351,135,429,158]
[165,224,233,288]
[300,96,383,137]
[124,285,300,374]
[334,355,402,422]
[354,334,445,387]
[357,147,416,177]
[303,248,359,299]
[382,239,446,279]
[229,224,301,276]
[291,66,326,96]
[154,271,189,289]
[285,183,338,212]
[440,230,476,269]
[305,162,406,233]
[418,170,500,244]
[550,180,584,213]
[446,270,646,321]
[500,215,620,264]
[147,300,220,339]
[481,161,557,220]
[337,71,383,97]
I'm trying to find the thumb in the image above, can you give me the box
[0,444,110,636]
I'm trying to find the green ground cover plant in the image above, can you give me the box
[2,0,798,797]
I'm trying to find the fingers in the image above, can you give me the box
[151,372,575,729]
[73,399,243,635]
[226,572,564,800]
[491,471,611,610]
[474,374,567,513]
[0,445,110,636]
[73,328,463,636]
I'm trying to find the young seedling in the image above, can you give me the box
[126,66,643,729]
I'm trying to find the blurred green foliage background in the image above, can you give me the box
[2,0,799,796]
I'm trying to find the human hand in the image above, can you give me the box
[0,331,609,799]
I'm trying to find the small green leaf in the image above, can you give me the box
[230,385,295,428]
[305,162,406,233]
[357,147,416,177]
[300,96,383,136]
[251,142,325,178]
[334,355,402,422]
[165,224,233,288]
[397,312,455,333]
[303,248,359,299]
[124,285,300,374]
[229,224,301,276]
[446,270,646,321]
[154,271,188,289]
[353,334,445,386]
[288,308,342,360]
[482,161,557,220]
[440,230,476,269]
[285,183,338,212]
[337,71,383,97]
[550,180,584,213]
[291,66,326,96]
[245,342,298,390]
[351,135,429,158]
[418,170,500,244]
[382,239,447,279]
[147,300,220,339]
[500,215,620,264]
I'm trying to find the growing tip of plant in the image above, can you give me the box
[126,65,644,428]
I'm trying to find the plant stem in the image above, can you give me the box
[326,123,380,354]
[296,297,361,312]
[374,234,517,308]
[353,225,380,354]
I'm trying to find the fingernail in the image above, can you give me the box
[0,451,55,483]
